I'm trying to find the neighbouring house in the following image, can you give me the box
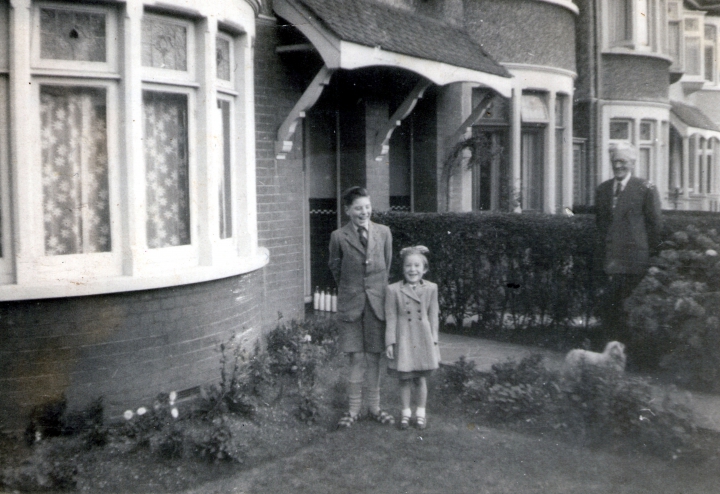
[574,0,720,212]
[4,0,720,431]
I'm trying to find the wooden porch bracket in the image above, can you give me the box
[373,79,432,161]
[445,91,494,151]
[275,65,335,160]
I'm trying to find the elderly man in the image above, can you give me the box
[595,142,662,347]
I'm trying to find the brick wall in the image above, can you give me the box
[601,54,671,103]
[0,273,262,430]
[254,16,308,325]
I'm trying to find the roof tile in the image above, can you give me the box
[296,0,510,78]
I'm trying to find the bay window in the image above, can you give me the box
[607,0,667,53]
[1,0,261,300]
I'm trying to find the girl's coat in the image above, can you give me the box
[385,280,441,373]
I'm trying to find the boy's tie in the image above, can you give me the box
[358,226,368,249]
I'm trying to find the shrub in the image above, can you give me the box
[626,222,720,390]
[188,418,245,463]
[1,439,80,491]
[445,355,702,459]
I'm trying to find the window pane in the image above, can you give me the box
[216,37,231,81]
[142,18,187,71]
[640,121,653,141]
[41,86,110,255]
[556,128,564,211]
[689,137,696,188]
[218,100,232,238]
[638,148,651,179]
[610,0,632,43]
[555,95,565,127]
[40,8,106,62]
[610,120,630,140]
[706,46,715,82]
[638,0,649,46]
[669,23,681,62]
[521,129,544,211]
[708,156,713,193]
[144,91,190,248]
[686,37,702,75]
[686,18,699,31]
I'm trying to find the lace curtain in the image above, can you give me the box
[143,91,190,248]
[41,86,111,255]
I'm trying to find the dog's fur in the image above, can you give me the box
[564,341,626,372]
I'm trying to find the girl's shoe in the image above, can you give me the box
[399,415,411,430]
[368,409,395,425]
[337,412,358,429]
[415,416,426,430]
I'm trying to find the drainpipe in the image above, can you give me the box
[593,0,604,194]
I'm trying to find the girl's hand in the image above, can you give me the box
[386,345,395,360]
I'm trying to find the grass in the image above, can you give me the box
[2,348,719,493]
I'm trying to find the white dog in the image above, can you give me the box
[564,341,626,372]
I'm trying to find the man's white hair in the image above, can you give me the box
[609,141,638,162]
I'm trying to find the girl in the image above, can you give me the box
[329,186,394,428]
[385,246,440,430]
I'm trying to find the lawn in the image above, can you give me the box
[2,332,719,493]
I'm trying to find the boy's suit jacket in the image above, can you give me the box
[329,221,392,322]
[595,176,662,275]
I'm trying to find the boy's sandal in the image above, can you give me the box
[415,416,426,430]
[368,410,395,425]
[337,412,358,429]
[399,415,411,430]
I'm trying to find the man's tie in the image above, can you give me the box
[358,226,368,249]
[613,180,622,209]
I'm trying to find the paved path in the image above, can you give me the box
[438,332,720,432]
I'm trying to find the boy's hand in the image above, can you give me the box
[386,344,394,360]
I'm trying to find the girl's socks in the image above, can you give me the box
[366,385,381,415]
[401,408,412,419]
[416,407,426,419]
[348,380,363,417]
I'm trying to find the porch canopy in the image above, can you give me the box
[671,100,720,140]
[273,0,514,158]
[272,0,513,96]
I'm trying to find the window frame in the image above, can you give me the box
[28,77,123,282]
[31,2,119,75]
[0,75,10,284]
[139,84,199,271]
[141,13,196,86]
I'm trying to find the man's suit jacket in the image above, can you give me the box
[595,176,662,275]
[329,221,392,322]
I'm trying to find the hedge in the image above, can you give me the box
[373,212,602,347]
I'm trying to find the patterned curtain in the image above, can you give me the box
[143,91,190,248]
[41,86,111,256]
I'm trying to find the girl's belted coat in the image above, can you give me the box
[385,280,441,373]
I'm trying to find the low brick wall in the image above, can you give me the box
[0,272,262,430]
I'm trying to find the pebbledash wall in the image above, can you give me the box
[0,0,308,431]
